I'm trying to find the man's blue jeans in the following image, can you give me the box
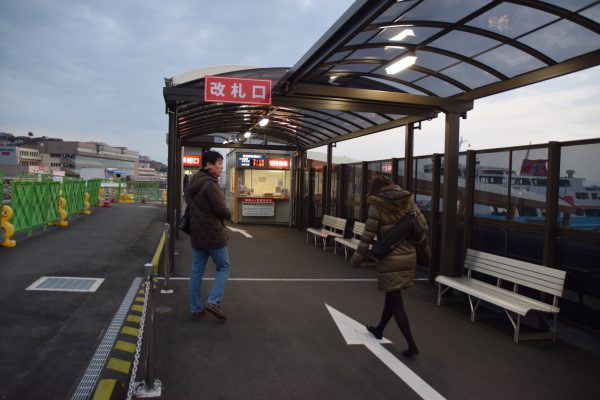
[189,246,231,313]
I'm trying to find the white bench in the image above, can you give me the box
[334,221,366,260]
[306,215,346,251]
[436,249,566,343]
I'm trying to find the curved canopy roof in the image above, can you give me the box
[164,0,600,150]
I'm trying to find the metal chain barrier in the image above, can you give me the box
[126,280,149,400]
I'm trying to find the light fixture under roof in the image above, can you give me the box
[385,54,417,75]
[259,117,269,127]
[244,131,252,138]
[389,29,415,42]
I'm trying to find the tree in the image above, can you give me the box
[28,131,34,137]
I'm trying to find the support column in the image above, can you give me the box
[298,150,306,230]
[403,123,414,192]
[440,112,460,276]
[167,107,177,272]
[325,143,333,215]
[174,136,183,240]
[429,153,442,282]
[543,141,560,267]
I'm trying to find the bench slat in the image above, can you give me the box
[467,249,566,279]
[465,250,565,297]
[466,257,566,287]
[465,260,565,297]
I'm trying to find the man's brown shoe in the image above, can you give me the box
[205,303,227,320]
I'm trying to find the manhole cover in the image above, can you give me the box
[26,276,105,292]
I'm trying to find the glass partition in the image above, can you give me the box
[474,151,510,219]
[367,161,381,189]
[510,147,548,223]
[415,157,433,211]
[559,143,600,230]
[341,164,355,219]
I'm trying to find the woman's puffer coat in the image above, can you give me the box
[184,169,232,250]
[350,184,430,291]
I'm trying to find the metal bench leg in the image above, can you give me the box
[314,235,317,247]
[322,237,327,250]
[468,295,481,322]
[514,315,521,343]
[436,284,451,306]
[344,246,348,261]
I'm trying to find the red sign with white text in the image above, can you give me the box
[204,75,272,105]
[183,155,201,167]
[268,158,289,170]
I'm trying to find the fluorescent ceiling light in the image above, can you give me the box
[244,131,252,138]
[385,55,417,75]
[389,29,415,42]
[328,75,338,83]
[223,140,228,144]
[259,117,269,127]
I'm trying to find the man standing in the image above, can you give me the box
[185,150,231,320]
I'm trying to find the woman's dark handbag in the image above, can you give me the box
[370,210,416,260]
[178,208,191,235]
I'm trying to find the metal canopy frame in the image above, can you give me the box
[164,0,600,276]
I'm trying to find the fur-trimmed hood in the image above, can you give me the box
[367,184,412,213]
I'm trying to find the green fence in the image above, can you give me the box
[122,181,161,202]
[62,180,86,215]
[86,179,102,208]
[10,181,61,233]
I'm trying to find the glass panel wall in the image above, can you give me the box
[367,161,381,190]
[560,143,600,229]
[341,164,355,220]
[474,151,510,219]
[415,157,433,211]
[396,158,405,186]
[510,147,548,223]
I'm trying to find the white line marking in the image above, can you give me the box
[326,304,445,400]
[159,277,376,282]
[226,226,253,238]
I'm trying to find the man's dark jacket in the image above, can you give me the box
[184,168,232,249]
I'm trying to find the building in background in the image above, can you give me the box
[136,156,158,181]
[1,132,166,182]
[0,145,42,177]
[39,140,139,179]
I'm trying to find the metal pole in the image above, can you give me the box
[135,263,161,398]
[163,223,170,288]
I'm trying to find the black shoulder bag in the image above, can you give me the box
[370,210,416,260]
[179,182,206,235]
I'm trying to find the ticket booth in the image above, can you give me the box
[226,150,293,224]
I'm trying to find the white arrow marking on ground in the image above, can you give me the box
[325,304,445,400]
[226,226,253,238]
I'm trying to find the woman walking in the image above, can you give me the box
[350,176,430,357]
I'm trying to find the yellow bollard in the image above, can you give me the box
[98,188,103,207]
[1,204,16,247]
[57,196,68,227]
[84,192,91,215]
[161,189,166,205]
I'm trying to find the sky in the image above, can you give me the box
[1,0,599,167]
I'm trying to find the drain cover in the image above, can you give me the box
[26,276,105,292]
